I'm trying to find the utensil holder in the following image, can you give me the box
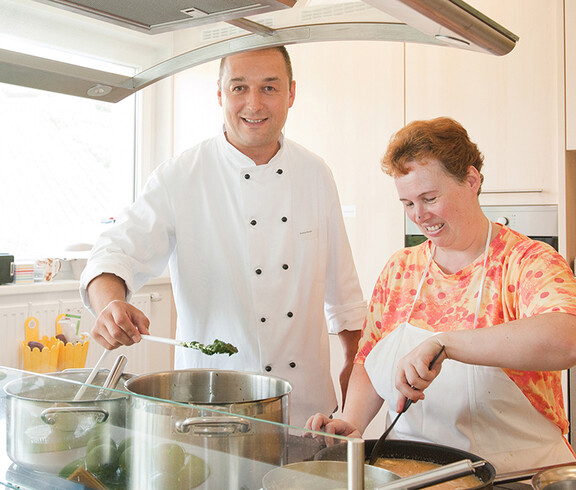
[57,338,90,371]
[21,336,60,373]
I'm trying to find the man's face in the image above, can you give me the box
[217,49,296,164]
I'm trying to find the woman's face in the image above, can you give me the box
[395,159,481,250]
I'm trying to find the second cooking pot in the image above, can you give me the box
[4,369,131,474]
[123,369,292,490]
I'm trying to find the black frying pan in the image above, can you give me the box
[315,439,498,489]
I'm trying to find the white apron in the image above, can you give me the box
[365,222,575,473]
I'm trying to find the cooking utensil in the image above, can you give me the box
[377,459,486,489]
[369,345,445,465]
[124,369,292,489]
[262,460,400,489]
[531,463,576,489]
[318,438,576,488]
[3,369,130,474]
[95,354,127,400]
[73,349,110,401]
[317,439,497,489]
[141,334,238,355]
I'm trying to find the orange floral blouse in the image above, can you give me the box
[356,225,576,434]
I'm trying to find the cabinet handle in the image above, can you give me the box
[483,188,543,194]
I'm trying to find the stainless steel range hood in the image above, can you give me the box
[0,0,518,103]
[30,0,298,34]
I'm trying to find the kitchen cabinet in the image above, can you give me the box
[405,0,565,207]
[285,41,406,298]
[286,41,406,439]
[567,0,576,151]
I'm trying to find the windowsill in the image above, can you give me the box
[0,276,171,297]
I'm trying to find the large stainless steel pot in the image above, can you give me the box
[4,369,131,475]
[124,369,292,490]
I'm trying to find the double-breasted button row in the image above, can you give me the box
[243,168,283,180]
[258,311,294,324]
[248,216,288,226]
[254,265,290,274]
[264,361,297,372]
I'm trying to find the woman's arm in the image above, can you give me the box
[394,312,576,411]
[306,363,384,437]
[438,312,576,371]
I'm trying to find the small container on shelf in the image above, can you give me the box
[21,317,60,373]
[55,313,90,371]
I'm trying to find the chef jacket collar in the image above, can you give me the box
[220,126,285,168]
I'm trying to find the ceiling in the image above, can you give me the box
[0,0,519,103]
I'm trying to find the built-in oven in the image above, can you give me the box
[405,204,576,443]
[405,204,559,251]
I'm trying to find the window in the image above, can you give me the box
[0,82,136,258]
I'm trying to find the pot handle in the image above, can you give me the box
[41,406,109,425]
[176,416,251,435]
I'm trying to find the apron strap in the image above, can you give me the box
[473,220,492,329]
[407,246,435,320]
[406,220,492,328]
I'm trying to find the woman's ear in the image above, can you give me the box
[466,166,482,194]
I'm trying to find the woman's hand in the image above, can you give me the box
[394,338,446,412]
[305,413,362,439]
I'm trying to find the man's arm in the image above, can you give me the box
[337,328,361,409]
[87,273,150,349]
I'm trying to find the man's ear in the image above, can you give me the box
[288,80,296,108]
[217,80,223,107]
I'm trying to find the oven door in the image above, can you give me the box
[405,205,558,251]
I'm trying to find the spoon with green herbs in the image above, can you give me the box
[142,335,238,356]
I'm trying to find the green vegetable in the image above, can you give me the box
[155,443,186,473]
[117,437,133,455]
[179,338,238,356]
[179,454,210,488]
[118,445,132,474]
[85,442,119,475]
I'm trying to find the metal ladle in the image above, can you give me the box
[95,354,128,400]
[369,345,446,465]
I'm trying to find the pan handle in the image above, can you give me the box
[41,406,109,425]
[494,461,576,485]
[175,416,251,435]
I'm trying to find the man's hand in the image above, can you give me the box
[86,273,150,350]
[91,299,150,349]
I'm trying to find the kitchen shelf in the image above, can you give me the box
[0,276,171,297]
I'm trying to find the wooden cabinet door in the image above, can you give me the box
[405,0,564,206]
[286,41,406,297]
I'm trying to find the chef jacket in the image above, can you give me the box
[80,129,366,427]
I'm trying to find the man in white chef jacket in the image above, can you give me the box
[80,46,366,427]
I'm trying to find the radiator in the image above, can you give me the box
[0,291,173,374]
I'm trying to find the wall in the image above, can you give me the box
[0,278,176,375]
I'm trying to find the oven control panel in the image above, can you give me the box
[405,205,558,237]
